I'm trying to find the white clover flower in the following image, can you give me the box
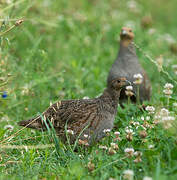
[84,134,90,138]
[145,106,155,114]
[143,176,153,180]
[146,116,150,121]
[108,147,116,155]
[125,85,134,97]
[125,128,134,134]
[110,143,119,150]
[164,83,174,89]
[126,128,134,141]
[110,142,116,146]
[125,91,134,96]
[108,147,117,155]
[160,115,175,129]
[132,122,140,126]
[125,126,133,129]
[114,131,120,135]
[134,157,142,163]
[160,108,169,116]
[134,151,138,156]
[78,139,89,146]
[164,85,173,94]
[134,122,139,126]
[161,116,175,121]
[163,89,173,96]
[154,115,161,120]
[124,148,134,153]
[114,131,121,141]
[141,116,145,121]
[148,144,154,149]
[99,145,108,150]
[123,169,134,180]
[126,86,133,91]
[103,129,111,133]
[134,151,142,157]
[133,73,143,84]
[133,74,143,79]
[4,125,14,130]
[66,129,74,135]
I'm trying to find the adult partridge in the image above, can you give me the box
[107,27,151,105]
[18,77,130,146]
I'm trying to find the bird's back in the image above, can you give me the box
[18,94,117,145]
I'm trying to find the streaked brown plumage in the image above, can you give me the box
[18,77,130,146]
[107,27,151,105]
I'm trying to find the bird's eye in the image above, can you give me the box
[117,80,121,83]
[129,30,132,32]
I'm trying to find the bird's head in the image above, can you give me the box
[120,27,134,41]
[109,77,131,91]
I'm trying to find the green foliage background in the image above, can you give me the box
[0,0,177,179]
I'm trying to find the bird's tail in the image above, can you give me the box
[18,116,44,130]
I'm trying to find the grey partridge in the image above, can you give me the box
[18,77,130,146]
[107,27,151,105]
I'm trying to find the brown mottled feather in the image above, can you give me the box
[18,78,130,145]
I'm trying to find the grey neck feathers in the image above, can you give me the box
[119,41,136,56]
[100,88,120,108]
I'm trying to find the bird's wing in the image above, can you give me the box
[42,99,101,130]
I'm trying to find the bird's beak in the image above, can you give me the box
[121,30,127,35]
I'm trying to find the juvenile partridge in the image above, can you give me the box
[18,77,130,146]
[107,27,151,105]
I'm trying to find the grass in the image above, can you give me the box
[0,0,177,179]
